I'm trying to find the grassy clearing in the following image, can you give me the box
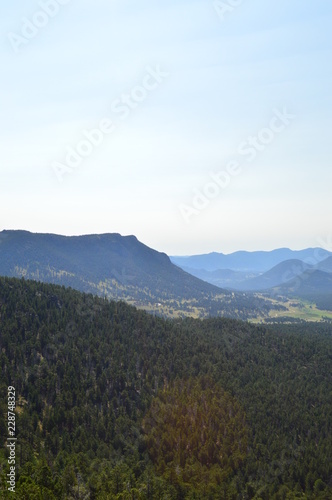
[251,295,332,323]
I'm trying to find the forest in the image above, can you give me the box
[0,276,331,499]
[0,230,290,322]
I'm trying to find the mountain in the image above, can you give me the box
[181,258,332,312]
[181,266,258,288]
[0,229,222,300]
[0,230,278,320]
[1,230,330,321]
[181,260,318,292]
[316,255,332,273]
[231,259,314,291]
[0,277,331,498]
[275,269,332,296]
[171,248,332,273]
[272,269,332,311]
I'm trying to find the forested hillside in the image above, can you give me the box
[272,270,332,311]
[0,230,282,321]
[0,277,331,498]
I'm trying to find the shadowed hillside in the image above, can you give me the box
[0,230,282,320]
[0,277,331,498]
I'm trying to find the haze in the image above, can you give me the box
[1,0,331,255]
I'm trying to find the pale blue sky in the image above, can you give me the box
[1,0,331,254]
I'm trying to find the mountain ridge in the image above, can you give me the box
[0,229,281,320]
[1,230,331,319]
[230,259,314,291]
[0,229,219,298]
[171,247,332,272]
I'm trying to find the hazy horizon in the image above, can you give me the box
[1,227,332,258]
[1,1,331,255]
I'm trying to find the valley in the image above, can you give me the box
[1,230,331,324]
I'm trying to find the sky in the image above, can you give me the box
[1,0,331,255]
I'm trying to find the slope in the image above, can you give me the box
[0,230,223,300]
[316,255,332,273]
[233,259,313,291]
[272,269,332,311]
[181,266,257,289]
[0,277,331,498]
[0,230,278,320]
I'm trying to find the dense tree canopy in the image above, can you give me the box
[0,277,331,498]
[143,377,248,495]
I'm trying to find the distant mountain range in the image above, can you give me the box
[172,250,332,311]
[0,230,280,320]
[171,248,331,273]
[228,259,313,292]
[1,230,331,318]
